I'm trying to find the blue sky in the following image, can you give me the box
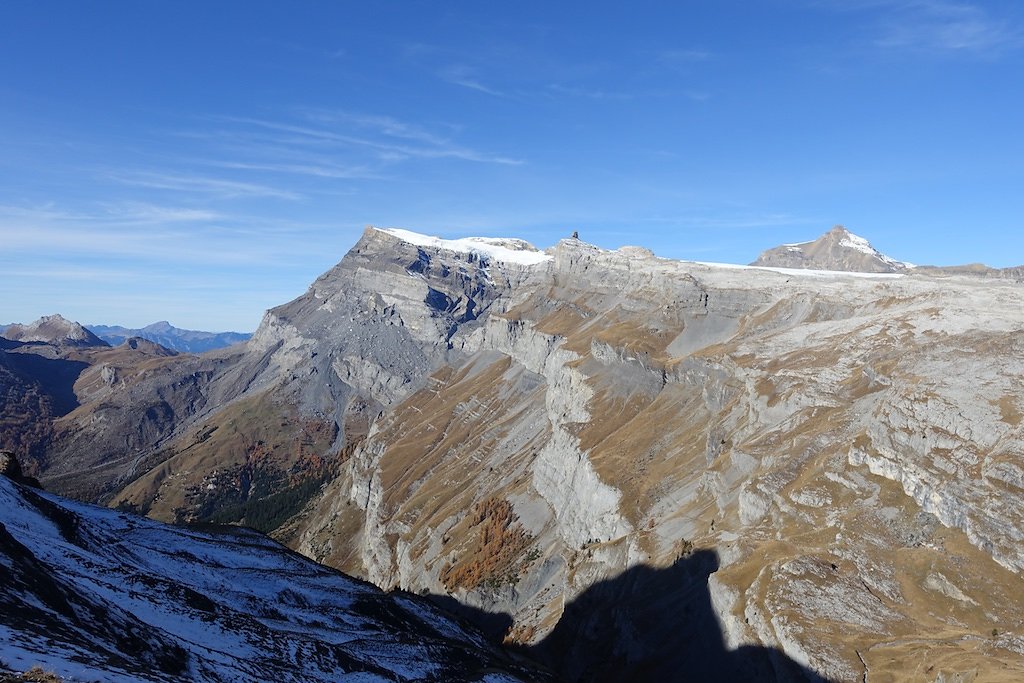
[3,1,1024,331]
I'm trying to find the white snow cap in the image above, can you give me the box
[835,227,915,268]
[378,227,552,265]
[837,230,878,256]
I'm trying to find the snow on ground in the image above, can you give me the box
[839,231,915,268]
[379,227,552,265]
[0,477,547,682]
[690,261,907,279]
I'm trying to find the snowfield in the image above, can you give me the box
[379,227,552,266]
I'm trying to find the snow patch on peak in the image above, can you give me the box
[839,233,916,269]
[377,227,552,266]
[838,232,877,256]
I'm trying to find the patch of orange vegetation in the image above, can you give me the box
[503,622,537,646]
[440,496,534,591]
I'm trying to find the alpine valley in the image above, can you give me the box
[5,224,1024,682]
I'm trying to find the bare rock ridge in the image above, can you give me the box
[0,464,555,682]
[751,225,912,273]
[7,224,1024,682]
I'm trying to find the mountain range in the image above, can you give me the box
[0,319,249,355]
[87,321,251,354]
[4,225,1024,681]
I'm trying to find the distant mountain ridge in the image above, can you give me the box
[751,225,913,273]
[87,320,251,353]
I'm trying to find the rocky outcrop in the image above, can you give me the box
[0,451,40,488]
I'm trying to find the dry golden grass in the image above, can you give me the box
[996,395,1022,427]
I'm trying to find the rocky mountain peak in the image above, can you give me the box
[751,224,912,273]
[143,320,175,333]
[2,314,108,347]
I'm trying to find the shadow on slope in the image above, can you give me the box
[0,347,87,416]
[433,549,829,683]
[0,348,89,472]
[535,549,827,682]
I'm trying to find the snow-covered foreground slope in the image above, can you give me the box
[0,475,552,682]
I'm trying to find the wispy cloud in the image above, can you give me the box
[1,265,144,283]
[215,113,524,165]
[438,64,506,96]
[659,48,713,63]
[601,211,821,233]
[545,83,635,100]
[201,159,383,180]
[301,110,458,147]
[0,202,220,225]
[878,1,1020,53]
[818,0,1022,56]
[402,43,509,96]
[0,202,326,266]
[674,213,823,231]
[109,171,301,200]
[95,202,224,223]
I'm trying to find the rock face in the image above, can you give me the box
[752,225,911,273]
[0,452,39,488]
[2,315,107,348]
[12,226,1024,682]
[0,474,553,682]
[88,321,251,353]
